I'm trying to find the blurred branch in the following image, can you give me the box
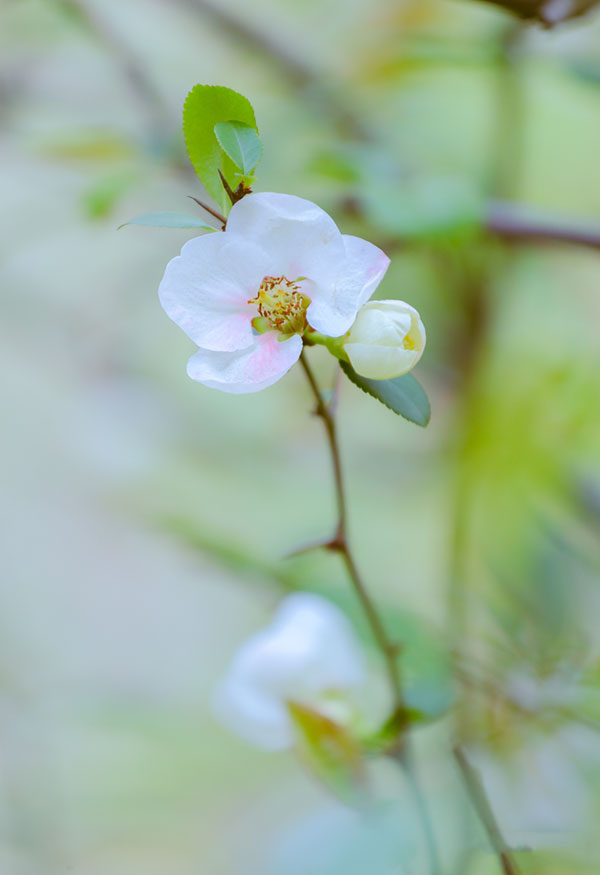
[454,745,522,875]
[486,200,600,251]
[54,0,172,148]
[469,0,600,26]
[173,0,370,141]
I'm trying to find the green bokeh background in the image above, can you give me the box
[1,0,600,872]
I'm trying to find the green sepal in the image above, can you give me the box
[288,702,365,803]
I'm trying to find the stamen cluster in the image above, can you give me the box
[250,275,308,336]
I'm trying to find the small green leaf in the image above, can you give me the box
[340,361,430,426]
[214,120,263,175]
[183,85,258,213]
[288,702,364,802]
[118,211,217,230]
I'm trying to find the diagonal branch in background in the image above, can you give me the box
[54,0,172,148]
[172,0,370,141]
[454,745,522,875]
[486,200,600,251]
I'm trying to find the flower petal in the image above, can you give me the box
[345,343,421,380]
[307,235,390,337]
[186,332,302,394]
[225,192,346,284]
[159,231,270,351]
[340,235,391,309]
[213,677,293,751]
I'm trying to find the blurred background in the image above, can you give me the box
[1,0,600,872]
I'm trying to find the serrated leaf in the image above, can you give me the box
[214,121,263,175]
[118,211,217,230]
[288,702,364,802]
[340,361,430,426]
[183,85,257,213]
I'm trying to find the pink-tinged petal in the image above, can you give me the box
[186,332,302,394]
[159,231,271,351]
[225,192,346,287]
[307,235,390,337]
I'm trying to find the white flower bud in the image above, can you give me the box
[344,300,426,380]
[213,593,365,750]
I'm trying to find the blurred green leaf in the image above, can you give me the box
[214,120,263,175]
[118,211,217,230]
[309,149,361,183]
[41,132,135,162]
[288,702,364,802]
[183,85,258,213]
[83,171,140,219]
[340,361,431,427]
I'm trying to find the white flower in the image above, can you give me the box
[344,300,426,380]
[159,192,389,393]
[213,593,365,750]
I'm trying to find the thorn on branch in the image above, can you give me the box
[285,531,345,558]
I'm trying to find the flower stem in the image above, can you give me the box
[299,349,441,875]
[299,351,402,710]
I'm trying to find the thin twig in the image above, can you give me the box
[298,351,403,714]
[454,746,521,875]
[187,195,226,227]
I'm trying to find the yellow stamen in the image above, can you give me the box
[249,275,309,336]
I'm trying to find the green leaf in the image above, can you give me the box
[340,361,431,427]
[214,120,263,175]
[183,85,258,213]
[288,702,364,803]
[118,211,217,230]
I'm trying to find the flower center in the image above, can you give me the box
[249,275,309,336]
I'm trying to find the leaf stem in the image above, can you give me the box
[453,746,521,875]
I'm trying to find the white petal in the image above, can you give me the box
[159,231,270,351]
[345,342,421,380]
[269,594,365,695]
[186,332,302,394]
[228,594,364,702]
[225,192,346,284]
[307,235,390,337]
[213,678,293,751]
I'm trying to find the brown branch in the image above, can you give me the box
[454,745,522,875]
[486,200,600,251]
[298,351,403,712]
[299,349,441,874]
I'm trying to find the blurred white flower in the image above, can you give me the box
[344,300,425,380]
[159,192,389,394]
[213,593,365,750]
